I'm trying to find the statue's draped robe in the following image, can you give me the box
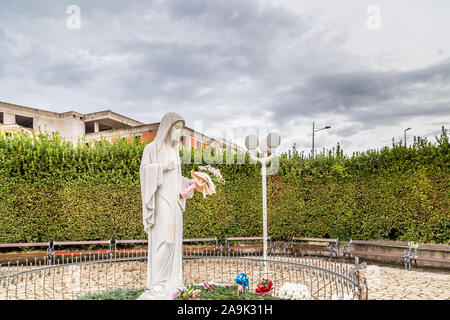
[140,115,193,298]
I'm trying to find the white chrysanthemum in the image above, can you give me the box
[278,283,311,300]
[331,293,355,300]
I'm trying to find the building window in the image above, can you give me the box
[0,112,3,124]
[85,121,113,134]
[99,123,112,132]
[85,122,94,134]
[15,115,33,129]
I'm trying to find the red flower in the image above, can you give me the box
[255,279,273,296]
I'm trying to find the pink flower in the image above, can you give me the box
[193,290,202,297]
[203,282,215,290]
[168,290,180,300]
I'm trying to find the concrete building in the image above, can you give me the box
[0,101,243,151]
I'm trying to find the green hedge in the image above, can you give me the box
[0,128,448,244]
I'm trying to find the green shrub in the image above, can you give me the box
[78,288,145,300]
[0,127,448,244]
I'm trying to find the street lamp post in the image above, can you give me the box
[404,127,412,147]
[245,133,281,274]
[312,122,331,157]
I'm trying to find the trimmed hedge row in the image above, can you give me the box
[0,128,448,244]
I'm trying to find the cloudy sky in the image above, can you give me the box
[1,0,449,154]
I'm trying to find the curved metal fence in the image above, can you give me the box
[0,251,366,300]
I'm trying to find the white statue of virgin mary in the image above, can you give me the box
[138,112,195,300]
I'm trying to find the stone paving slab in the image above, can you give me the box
[362,263,450,300]
[1,257,448,300]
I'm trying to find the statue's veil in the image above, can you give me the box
[153,112,185,151]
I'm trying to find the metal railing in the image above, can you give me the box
[0,249,365,300]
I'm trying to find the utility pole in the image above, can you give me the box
[312,122,331,157]
[404,127,412,147]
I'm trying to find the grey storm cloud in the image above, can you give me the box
[0,0,348,115]
[271,58,450,126]
[0,0,449,153]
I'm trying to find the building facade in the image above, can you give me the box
[0,101,242,151]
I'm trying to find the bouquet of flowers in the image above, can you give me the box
[234,273,249,295]
[198,165,225,184]
[255,278,273,296]
[173,284,202,300]
[278,283,311,300]
[180,165,225,198]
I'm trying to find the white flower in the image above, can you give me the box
[278,283,311,300]
[331,293,355,300]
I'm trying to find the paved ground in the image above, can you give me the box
[362,263,449,300]
[1,256,448,300]
[263,256,450,300]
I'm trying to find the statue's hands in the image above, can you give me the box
[180,181,197,198]
[163,160,177,172]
